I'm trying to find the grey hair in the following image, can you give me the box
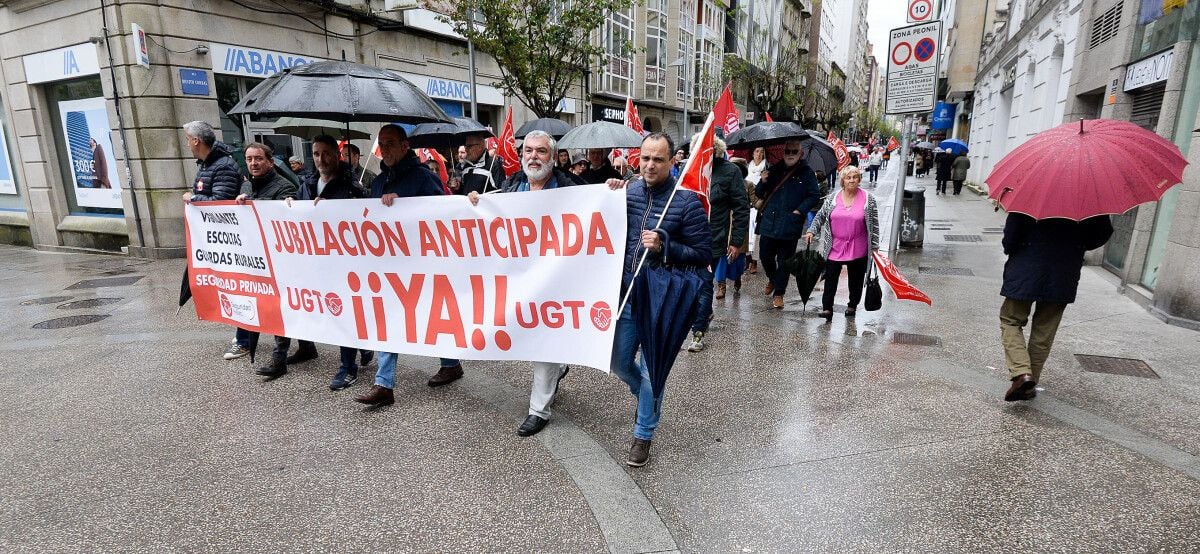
[523,130,557,152]
[690,133,726,158]
[183,121,216,147]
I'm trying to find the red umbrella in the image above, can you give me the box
[985,119,1188,220]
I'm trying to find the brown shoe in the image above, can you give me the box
[715,282,727,300]
[427,363,464,387]
[748,260,758,274]
[627,438,652,467]
[733,278,742,293]
[764,282,774,296]
[354,385,394,406]
[1004,374,1037,402]
[772,295,785,309]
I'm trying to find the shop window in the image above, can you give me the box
[1131,0,1198,59]
[0,103,22,211]
[45,77,122,216]
[216,74,265,151]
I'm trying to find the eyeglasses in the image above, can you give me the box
[784,149,801,154]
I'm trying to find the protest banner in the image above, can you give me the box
[185,186,627,371]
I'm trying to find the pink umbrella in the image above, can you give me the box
[985,118,1188,220]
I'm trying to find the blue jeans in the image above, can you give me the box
[234,327,252,348]
[374,354,460,389]
[610,305,660,440]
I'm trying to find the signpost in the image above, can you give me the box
[907,0,940,23]
[885,21,942,255]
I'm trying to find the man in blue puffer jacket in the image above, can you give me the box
[606,132,711,468]
[355,125,464,408]
[754,138,821,309]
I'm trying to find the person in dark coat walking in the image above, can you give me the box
[290,135,375,390]
[355,125,463,408]
[951,153,971,195]
[754,138,822,309]
[1000,213,1113,401]
[934,151,954,194]
[182,120,242,205]
[229,143,299,379]
[688,136,750,353]
[604,132,711,467]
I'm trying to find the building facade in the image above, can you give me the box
[0,0,580,257]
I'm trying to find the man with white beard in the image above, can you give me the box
[468,130,577,436]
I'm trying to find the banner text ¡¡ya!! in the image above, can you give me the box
[184,186,628,371]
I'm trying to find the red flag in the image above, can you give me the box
[624,97,644,170]
[872,251,932,305]
[764,112,774,122]
[416,148,451,192]
[677,112,716,214]
[886,136,900,152]
[497,106,521,178]
[828,131,851,170]
[712,82,740,135]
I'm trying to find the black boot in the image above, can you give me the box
[256,356,287,378]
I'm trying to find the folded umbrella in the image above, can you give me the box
[782,242,825,307]
[725,121,810,150]
[228,60,451,124]
[557,121,644,150]
[633,265,704,402]
[871,251,932,305]
[986,118,1187,220]
[515,117,573,139]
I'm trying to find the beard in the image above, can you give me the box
[524,159,553,182]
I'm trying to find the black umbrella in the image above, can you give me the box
[178,266,192,309]
[801,132,838,177]
[782,242,826,307]
[557,121,644,150]
[515,117,573,139]
[632,265,704,402]
[725,121,810,149]
[227,61,451,124]
[408,117,493,148]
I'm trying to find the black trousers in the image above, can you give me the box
[822,256,869,311]
[936,179,949,193]
[953,180,964,194]
[867,165,880,182]
[759,236,799,297]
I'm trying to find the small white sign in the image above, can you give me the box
[907,0,941,23]
[131,23,150,69]
[1124,49,1174,92]
[23,43,101,84]
[885,21,942,115]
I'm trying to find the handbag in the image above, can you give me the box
[864,255,883,311]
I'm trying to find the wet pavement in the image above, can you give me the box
[3,163,1200,552]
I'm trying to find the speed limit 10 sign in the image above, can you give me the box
[907,0,941,22]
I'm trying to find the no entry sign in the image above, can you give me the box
[907,0,940,23]
[885,21,942,115]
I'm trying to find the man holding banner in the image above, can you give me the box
[468,130,577,437]
[607,133,711,467]
[356,124,464,407]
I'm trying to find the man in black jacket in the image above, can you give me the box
[182,120,255,361]
[999,213,1113,401]
[182,120,242,204]
[355,125,464,408]
[581,148,622,184]
[605,133,711,467]
[230,143,299,378]
[457,134,506,195]
[687,136,750,353]
[291,135,374,389]
[754,139,821,309]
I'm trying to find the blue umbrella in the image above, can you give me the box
[632,264,704,402]
[940,138,969,154]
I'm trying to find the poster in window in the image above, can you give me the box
[0,123,13,195]
[58,97,122,209]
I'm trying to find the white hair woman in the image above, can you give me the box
[803,165,880,322]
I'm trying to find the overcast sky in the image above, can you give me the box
[866,0,909,64]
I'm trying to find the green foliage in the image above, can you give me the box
[443,0,636,118]
[722,46,810,122]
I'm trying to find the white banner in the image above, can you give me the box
[185,187,627,371]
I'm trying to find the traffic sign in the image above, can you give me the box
[907,0,940,23]
[885,21,942,115]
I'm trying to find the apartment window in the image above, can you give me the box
[644,0,667,101]
[677,0,695,102]
[604,8,635,95]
